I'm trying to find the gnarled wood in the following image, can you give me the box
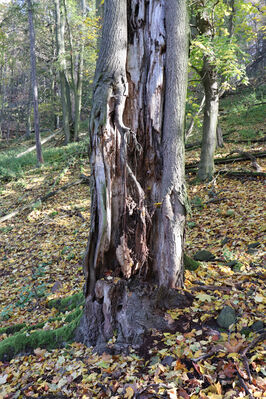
[78,0,189,350]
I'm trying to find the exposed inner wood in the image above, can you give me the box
[78,0,189,350]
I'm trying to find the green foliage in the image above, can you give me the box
[0,304,14,321]
[189,0,259,89]
[187,0,262,141]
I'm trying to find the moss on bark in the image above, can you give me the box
[184,254,200,271]
[47,291,84,311]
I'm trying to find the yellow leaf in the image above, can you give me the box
[195,293,213,302]
[227,352,240,360]
[254,294,264,303]
[125,386,135,399]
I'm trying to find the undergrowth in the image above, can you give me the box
[0,135,89,182]
[219,85,266,140]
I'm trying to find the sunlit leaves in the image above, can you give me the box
[189,0,261,90]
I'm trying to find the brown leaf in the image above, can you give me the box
[177,388,190,399]
[223,362,237,378]
[224,340,244,353]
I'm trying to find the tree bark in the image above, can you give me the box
[95,0,103,50]
[27,0,43,165]
[197,59,219,181]
[76,0,190,351]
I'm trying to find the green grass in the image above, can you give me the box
[219,85,266,140]
[0,137,90,182]
[186,84,266,144]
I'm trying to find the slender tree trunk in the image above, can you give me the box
[0,64,5,139]
[27,0,43,164]
[197,60,219,181]
[185,94,205,141]
[77,0,190,351]
[26,75,32,139]
[216,123,223,148]
[62,0,75,141]
[54,0,70,144]
[228,0,235,37]
[73,0,86,141]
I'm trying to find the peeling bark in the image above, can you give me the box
[78,0,189,349]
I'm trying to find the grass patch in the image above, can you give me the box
[0,137,89,182]
[220,85,266,140]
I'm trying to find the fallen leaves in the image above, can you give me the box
[0,137,265,398]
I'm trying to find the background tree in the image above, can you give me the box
[0,0,98,144]
[188,0,257,180]
[76,0,191,350]
[54,0,71,143]
[27,0,43,164]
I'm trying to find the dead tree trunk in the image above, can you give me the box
[76,0,191,351]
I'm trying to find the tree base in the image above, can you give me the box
[76,277,193,353]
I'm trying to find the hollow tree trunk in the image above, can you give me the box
[197,60,219,181]
[76,0,190,351]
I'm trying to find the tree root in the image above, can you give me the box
[76,277,193,353]
[192,331,266,399]
[236,369,255,399]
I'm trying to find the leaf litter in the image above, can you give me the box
[0,145,265,398]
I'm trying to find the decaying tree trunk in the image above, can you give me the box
[76,0,191,351]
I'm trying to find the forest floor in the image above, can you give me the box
[0,87,265,398]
